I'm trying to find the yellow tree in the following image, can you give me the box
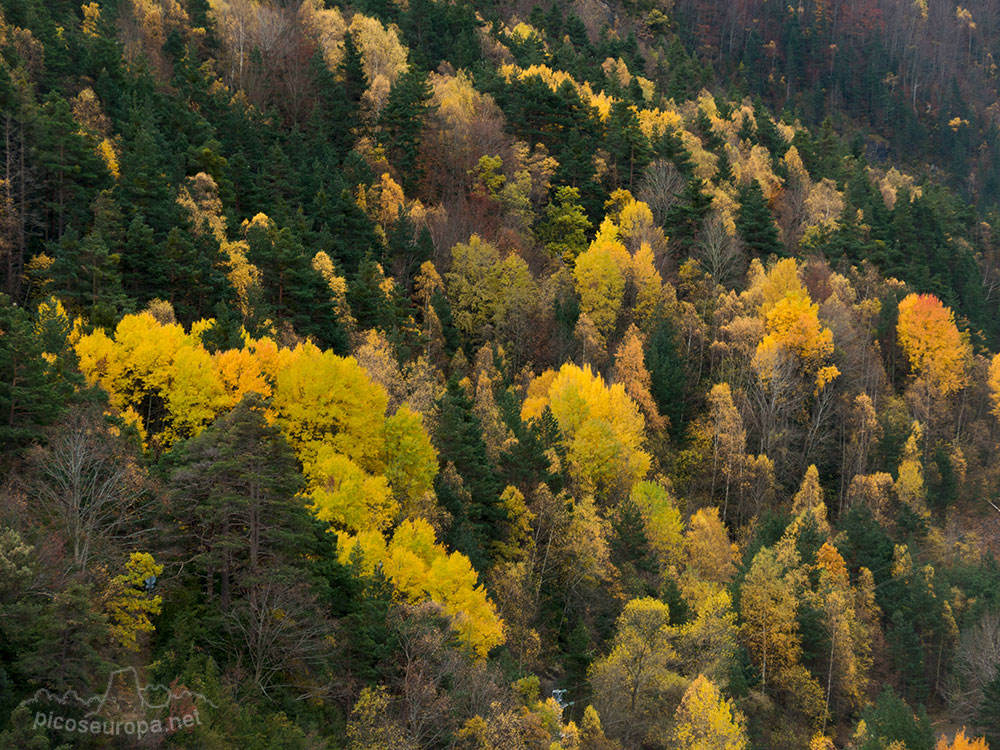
[522,363,650,500]
[338,519,505,657]
[74,311,227,446]
[613,327,667,433]
[896,293,969,396]
[788,464,831,538]
[630,481,685,574]
[674,590,739,688]
[814,543,871,717]
[935,729,990,750]
[105,552,163,652]
[574,219,629,344]
[842,393,881,512]
[381,405,438,517]
[590,597,684,746]
[445,235,538,351]
[685,507,736,588]
[895,422,927,519]
[690,383,748,523]
[739,540,824,719]
[632,242,667,332]
[989,352,1000,422]
[670,674,748,750]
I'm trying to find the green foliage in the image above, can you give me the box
[854,689,934,750]
[977,667,1000,749]
[735,181,782,257]
[0,297,79,469]
[536,186,593,264]
[433,376,503,570]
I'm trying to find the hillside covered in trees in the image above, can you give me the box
[6,0,1000,747]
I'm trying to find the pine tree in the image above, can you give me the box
[166,393,312,614]
[118,122,177,236]
[434,376,503,571]
[646,318,687,435]
[0,297,78,467]
[665,178,713,253]
[607,100,652,191]
[339,31,367,136]
[736,181,782,257]
[121,213,164,303]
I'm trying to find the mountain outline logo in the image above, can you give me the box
[30,665,217,718]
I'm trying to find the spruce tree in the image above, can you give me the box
[433,376,503,571]
[647,318,687,436]
[735,180,782,257]
[607,100,652,191]
[665,177,713,253]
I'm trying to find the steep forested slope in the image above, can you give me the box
[4,0,1000,748]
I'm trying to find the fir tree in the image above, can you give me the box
[433,376,503,571]
[735,180,782,257]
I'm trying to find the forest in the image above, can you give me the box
[4,0,1000,747]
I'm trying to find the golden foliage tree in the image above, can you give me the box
[670,674,748,750]
[522,363,650,500]
[896,293,969,396]
[590,597,684,746]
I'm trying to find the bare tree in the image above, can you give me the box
[695,211,747,289]
[26,406,149,571]
[947,610,1000,720]
[225,579,333,700]
[638,159,685,226]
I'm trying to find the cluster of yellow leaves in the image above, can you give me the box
[686,507,737,588]
[894,421,927,517]
[77,321,382,515]
[574,219,630,341]
[125,0,188,59]
[589,596,681,743]
[804,178,844,228]
[287,1,407,111]
[814,542,872,711]
[497,63,615,121]
[311,251,353,328]
[445,236,538,341]
[761,293,834,366]
[76,313,506,655]
[81,2,101,36]
[431,70,496,131]
[177,174,261,317]
[297,0,346,69]
[670,674,748,750]
[848,471,895,521]
[337,519,504,657]
[636,107,684,141]
[746,259,838,388]
[630,481,684,572]
[522,362,650,496]
[75,312,228,445]
[936,729,990,750]
[896,293,970,395]
[599,56,653,100]
[729,143,781,202]
[104,552,163,652]
[506,21,543,42]
[613,328,667,431]
[740,539,825,719]
[71,88,120,179]
[96,138,119,179]
[869,166,922,210]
